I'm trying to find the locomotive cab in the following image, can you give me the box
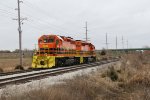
[37,35,62,55]
[38,35,56,50]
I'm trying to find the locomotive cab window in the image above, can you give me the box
[56,40,59,45]
[48,38,54,43]
[44,39,48,43]
[39,40,42,43]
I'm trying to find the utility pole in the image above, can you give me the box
[122,36,124,49]
[35,44,37,50]
[106,33,108,50]
[127,40,128,49]
[13,0,26,67]
[115,35,118,56]
[116,36,118,50]
[84,22,88,42]
[18,0,23,67]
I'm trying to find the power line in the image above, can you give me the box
[23,0,83,35]
[24,0,55,18]
[0,2,15,10]
[24,0,80,29]
[24,20,64,34]
[0,9,16,16]
[22,11,70,34]
[0,0,78,35]
[20,13,67,34]
[0,4,17,20]
[0,9,17,23]
[0,2,16,16]
[24,22,45,32]
[17,7,69,34]
[23,1,73,34]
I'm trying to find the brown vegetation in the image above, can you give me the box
[1,53,150,100]
[0,52,33,72]
[0,58,32,72]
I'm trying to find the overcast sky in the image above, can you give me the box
[0,0,150,50]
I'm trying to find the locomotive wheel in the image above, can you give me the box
[92,57,96,62]
[61,58,66,66]
[74,57,80,65]
[83,57,88,64]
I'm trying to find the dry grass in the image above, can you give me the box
[110,53,150,100]
[117,54,150,100]
[1,74,120,100]
[1,53,150,100]
[0,52,32,72]
[0,58,32,72]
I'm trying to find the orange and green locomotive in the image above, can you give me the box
[32,34,96,68]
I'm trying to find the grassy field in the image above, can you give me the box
[0,53,32,72]
[1,53,150,100]
[0,58,32,72]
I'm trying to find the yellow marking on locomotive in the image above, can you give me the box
[32,56,55,68]
[80,57,83,63]
[43,45,48,48]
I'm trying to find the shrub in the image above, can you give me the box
[0,68,3,72]
[107,66,118,81]
[101,49,106,55]
[15,65,24,70]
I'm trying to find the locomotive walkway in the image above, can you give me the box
[0,58,119,88]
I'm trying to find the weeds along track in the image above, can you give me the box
[0,59,119,88]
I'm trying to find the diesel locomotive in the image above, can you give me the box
[32,34,96,68]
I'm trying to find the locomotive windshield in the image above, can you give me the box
[48,38,54,43]
[43,38,54,43]
[43,39,48,43]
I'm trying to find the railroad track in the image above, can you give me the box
[0,68,50,77]
[0,59,119,88]
[0,69,36,76]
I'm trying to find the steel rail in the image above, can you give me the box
[0,69,38,76]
